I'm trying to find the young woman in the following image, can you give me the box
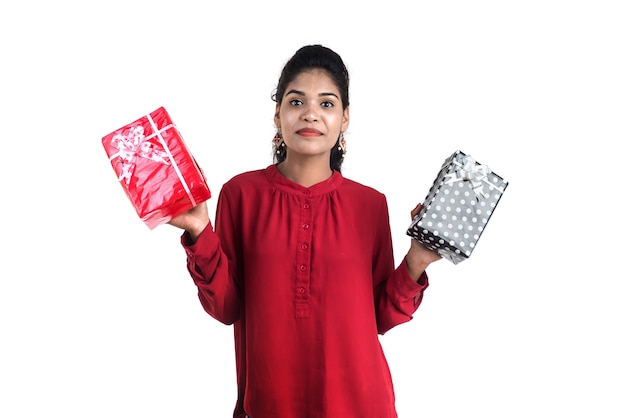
[168,44,441,418]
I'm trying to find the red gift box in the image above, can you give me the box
[102,107,211,229]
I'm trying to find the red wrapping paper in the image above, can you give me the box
[102,107,211,229]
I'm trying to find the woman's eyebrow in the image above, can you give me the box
[285,89,339,99]
[286,89,305,96]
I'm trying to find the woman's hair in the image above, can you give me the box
[272,44,350,172]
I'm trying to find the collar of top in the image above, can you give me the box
[265,164,344,196]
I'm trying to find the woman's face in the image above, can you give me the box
[274,69,349,161]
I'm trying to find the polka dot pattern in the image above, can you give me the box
[407,150,508,264]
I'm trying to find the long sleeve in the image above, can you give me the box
[182,184,242,325]
[373,195,429,335]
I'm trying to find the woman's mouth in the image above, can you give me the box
[297,128,323,137]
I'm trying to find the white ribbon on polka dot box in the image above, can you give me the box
[407,150,508,264]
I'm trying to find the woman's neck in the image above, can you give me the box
[276,156,333,188]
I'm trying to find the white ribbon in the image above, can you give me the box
[444,154,493,200]
[109,125,170,184]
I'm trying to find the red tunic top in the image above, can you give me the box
[182,165,429,418]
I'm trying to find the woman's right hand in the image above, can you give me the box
[168,201,211,242]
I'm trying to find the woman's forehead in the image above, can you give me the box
[285,69,340,94]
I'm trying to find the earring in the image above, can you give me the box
[273,129,285,154]
[272,129,282,146]
[338,132,347,154]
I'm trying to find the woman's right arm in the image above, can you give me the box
[169,189,242,325]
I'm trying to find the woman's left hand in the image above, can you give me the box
[405,203,442,280]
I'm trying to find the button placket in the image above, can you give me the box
[295,193,313,319]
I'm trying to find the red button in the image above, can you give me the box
[299,264,307,272]
[303,203,310,209]
[302,224,310,229]
[301,243,308,250]
[298,287,306,294]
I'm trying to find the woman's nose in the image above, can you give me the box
[302,105,318,122]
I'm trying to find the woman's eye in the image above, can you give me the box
[321,101,334,108]
[289,99,303,106]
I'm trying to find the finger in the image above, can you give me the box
[410,203,422,218]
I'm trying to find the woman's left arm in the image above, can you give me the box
[374,201,441,334]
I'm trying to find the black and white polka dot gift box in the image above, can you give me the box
[407,150,508,264]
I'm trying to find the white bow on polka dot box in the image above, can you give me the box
[406,150,508,264]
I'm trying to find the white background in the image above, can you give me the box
[1,1,624,417]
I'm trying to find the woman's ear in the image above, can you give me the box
[274,104,281,128]
[341,106,350,132]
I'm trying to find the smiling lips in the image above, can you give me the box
[297,128,323,137]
